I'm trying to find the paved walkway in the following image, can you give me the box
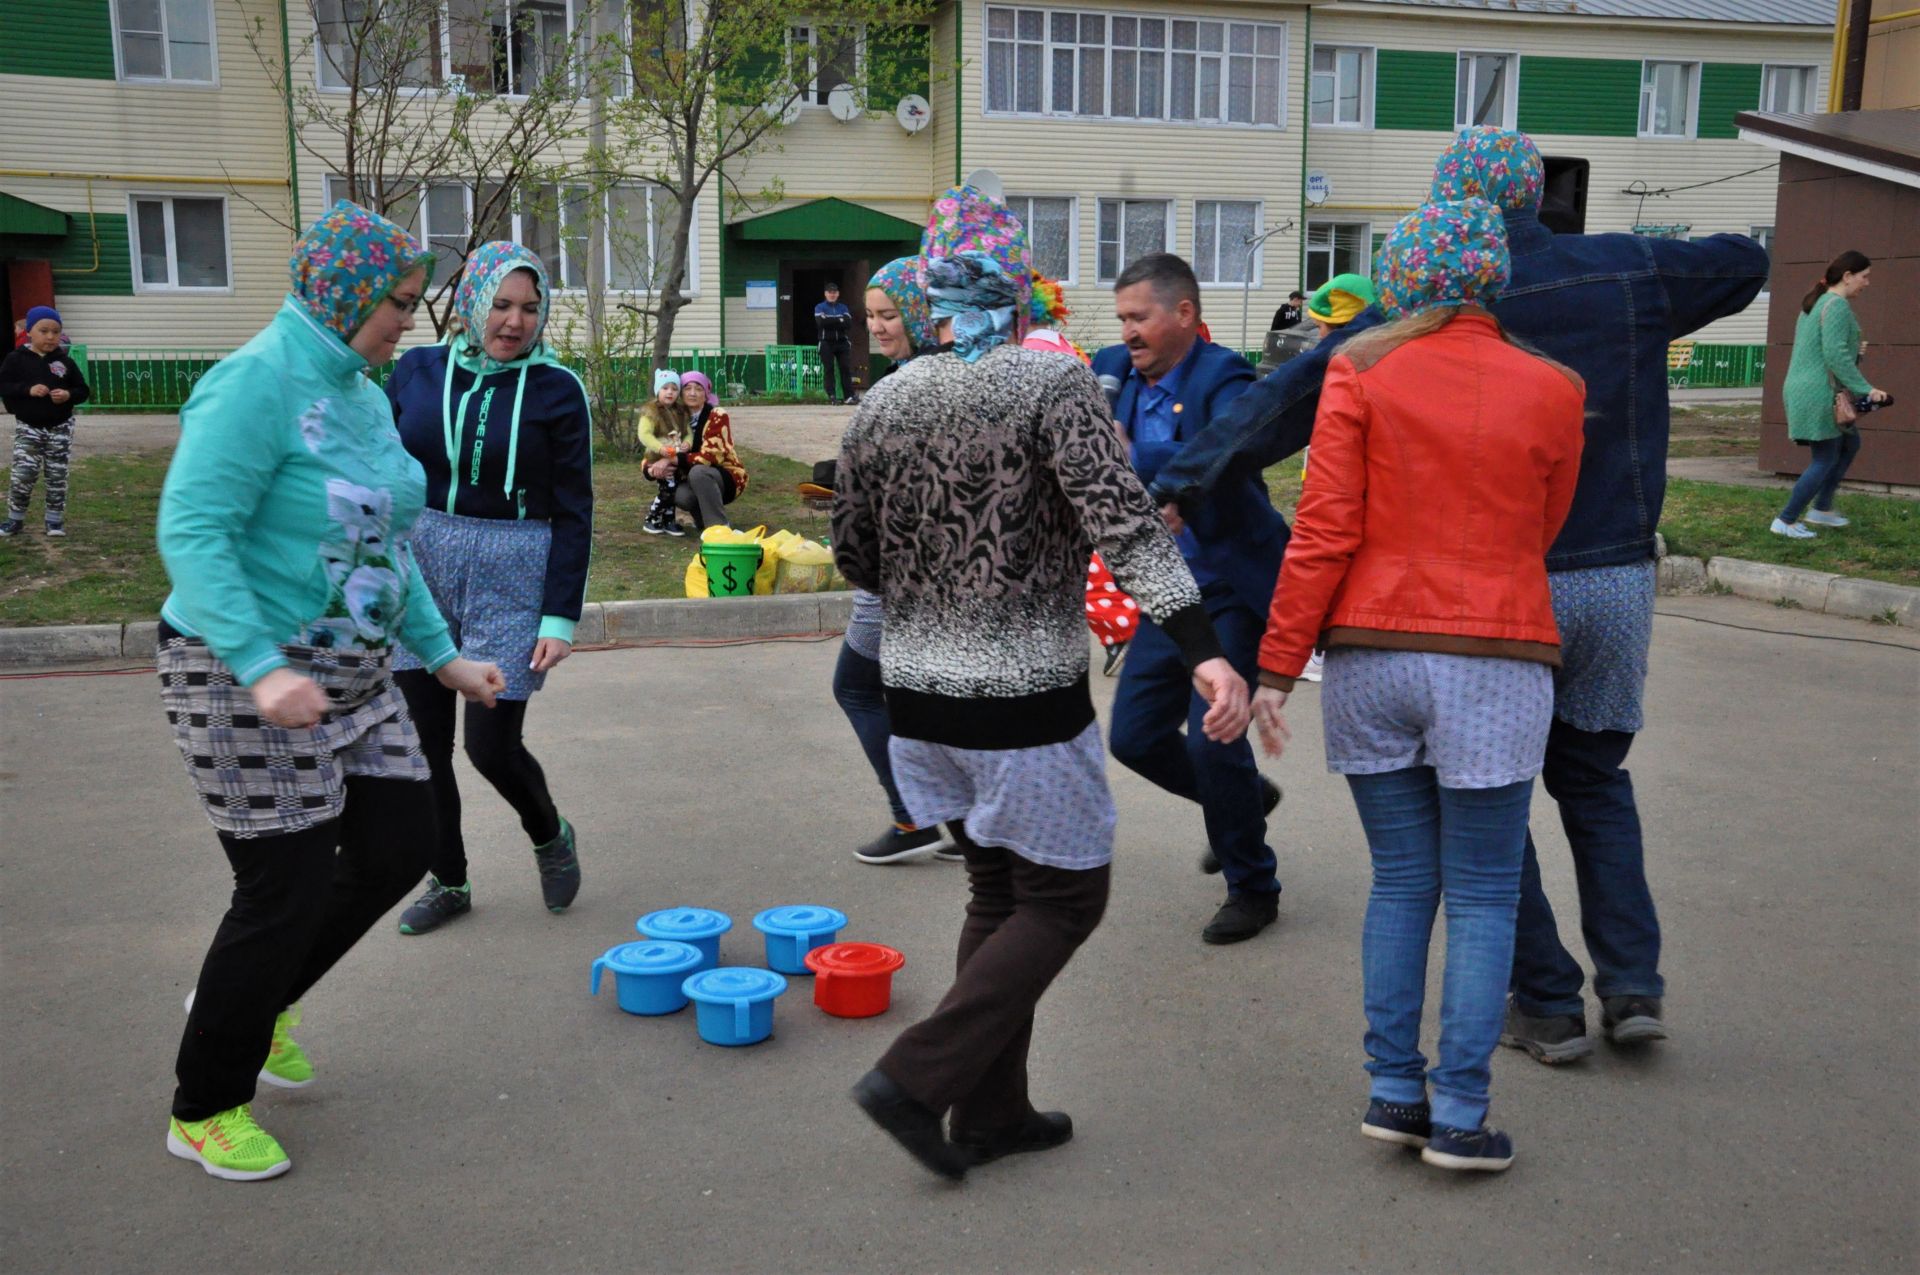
[3,595,1914,1272]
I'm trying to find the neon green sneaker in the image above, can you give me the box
[260,1003,313,1089]
[167,1104,291,1181]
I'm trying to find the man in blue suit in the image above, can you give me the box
[1095,253,1282,945]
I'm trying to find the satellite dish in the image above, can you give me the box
[763,92,803,126]
[963,167,1004,202]
[896,93,932,133]
[826,83,861,122]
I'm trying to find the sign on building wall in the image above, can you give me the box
[745,281,777,310]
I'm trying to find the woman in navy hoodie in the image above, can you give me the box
[385,241,594,935]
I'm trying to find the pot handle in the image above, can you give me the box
[734,998,752,1039]
[591,958,606,996]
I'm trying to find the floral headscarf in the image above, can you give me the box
[925,253,1023,363]
[1374,199,1512,320]
[867,255,938,354]
[289,200,435,343]
[1430,126,1546,213]
[454,240,549,373]
[922,183,1031,340]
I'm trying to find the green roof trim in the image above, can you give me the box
[732,198,923,243]
[0,192,71,238]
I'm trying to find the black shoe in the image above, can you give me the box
[1500,1001,1595,1065]
[854,823,954,865]
[397,877,472,935]
[533,817,581,913]
[851,1069,968,1181]
[663,519,688,538]
[1200,777,1281,875]
[1202,893,1278,945]
[950,1110,1073,1166]
[1360,1099,1432,1149]
[44,520,65,538]
[1601,996,1668,1045]
[1101,642,1128,677]
[642,497,670,535]
[0,518,21,537]
[1421,1123,1515,1173]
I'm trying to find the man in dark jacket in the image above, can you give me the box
[1094,253,1285,945]
[0,306,90,537]
[814,281,858,404]
[1432,127,1769,1059]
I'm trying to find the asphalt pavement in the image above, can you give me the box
[2,595,1915,1273]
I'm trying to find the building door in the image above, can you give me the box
[779,258,871,379]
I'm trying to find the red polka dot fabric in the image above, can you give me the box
[1084,553,1138,648]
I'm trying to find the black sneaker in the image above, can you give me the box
[851,1068,968,1181]
[533,817,582,912]
[1201,776,1281,875]
[397,878,472,935]
[1421,1124,1515,1173]
[44,520,65,538]
[1500,1002,1595,1065]
[642,497,670,535]
[854,823,955,865]
[1360,1099,1432,1149]
[1601,996,1668,1045]
[0,518,22,537]
[662,518,688,538]
[1202,892,1279,945]
[950,1110,1073,1166]
[1101,642,1129,677]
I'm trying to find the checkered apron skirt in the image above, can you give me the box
[157,631,429,838]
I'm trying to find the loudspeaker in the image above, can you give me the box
[1539,156,1590,235]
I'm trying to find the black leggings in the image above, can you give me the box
[174,777,435,1120]
[394,669,560,888]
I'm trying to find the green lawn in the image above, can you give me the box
[1660,479,1918,587]
[0,446,828,628]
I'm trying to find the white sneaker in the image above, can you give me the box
[1770,518,1816,540]
[1802,509,1849,528]
[1301,651,1325,683]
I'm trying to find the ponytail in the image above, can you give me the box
[1802,249,1872,314]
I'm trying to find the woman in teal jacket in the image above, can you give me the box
[156,201,504,1183]
[1772,250,1888,539]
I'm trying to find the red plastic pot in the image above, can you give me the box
[802,942,906,1018]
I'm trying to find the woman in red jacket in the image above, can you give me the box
[1251,199,1584,1174]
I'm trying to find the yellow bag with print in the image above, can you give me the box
[752,530,800,594]
[773,537,837,594]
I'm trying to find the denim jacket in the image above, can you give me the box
[1491,210,1768,571]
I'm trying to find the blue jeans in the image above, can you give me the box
[1349,767,1531,1132]
[1109,594,1278,896]
[1511,721,1664,1018]
[832,643,911,826]
[1780,430,1862,523]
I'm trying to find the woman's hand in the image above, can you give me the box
[1869,388,1890,404]
[28,383,48,398]
[436,657,505,708]
[1252,686,1293,759]
[252,667,331,729]
[646,459,675,480]
[530,638,572,673]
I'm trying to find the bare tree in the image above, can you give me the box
[602,0,937,365]
[244,0,613,335]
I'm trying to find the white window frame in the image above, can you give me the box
[1750,224,1775,295]
[1310,43,1372,129]
[1006,195,1079,286]
[1639,59,1700,139]
[984,5,1287,130]
[113,0,219,86]
[788,21,865,107]
[1760,63,1815,115]
[317,1,588,97]
[1193,199,1264,288]
[1095,196,1171,285]
[1455,50,1517,131]
[128,194,234,294]
[1303,219,1372,293]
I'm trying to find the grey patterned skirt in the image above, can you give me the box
[157,629,429,838]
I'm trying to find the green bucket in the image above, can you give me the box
[702,541,763,597]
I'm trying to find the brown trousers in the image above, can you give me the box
[876,830,1110,1136]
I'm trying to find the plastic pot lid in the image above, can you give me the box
[600,940,703,976]
[804,942,904,976]
[682,967,788,1004]
[752,905,848,936]
[636,907,733,940]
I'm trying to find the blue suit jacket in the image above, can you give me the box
[1092,339,1279,618]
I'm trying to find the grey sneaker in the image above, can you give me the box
[1500,1001,1595,1065]
[1602,996,1668,1045]
[534,817,582,912]
[398,878,472,935]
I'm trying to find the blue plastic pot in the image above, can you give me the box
[752,905,848,974]
[591,941,704,1016]
[635,907,733,971]
[681,967,789,1046]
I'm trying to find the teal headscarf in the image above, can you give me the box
[1430,127,1546,213]
[867,255,938,355]
[924,253,1023,363]
[454,240,550,373]
[1374,199,1512,320]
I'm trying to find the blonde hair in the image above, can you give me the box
[1341,304,1582,391]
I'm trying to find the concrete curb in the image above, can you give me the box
[0,593,857,670]
[1654,555,1917,625]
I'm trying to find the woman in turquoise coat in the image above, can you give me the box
[1771,250,1888,539]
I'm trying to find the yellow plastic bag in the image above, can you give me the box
[684,554,709,597]
[773,537,836,594]
[753,530,800,594]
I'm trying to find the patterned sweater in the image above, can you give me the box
[834,343,1221,750]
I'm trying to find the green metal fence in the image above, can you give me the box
[1667,342,1766,390]
[762,344,828,398]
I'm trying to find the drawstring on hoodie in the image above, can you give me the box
[442,343,536,517]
